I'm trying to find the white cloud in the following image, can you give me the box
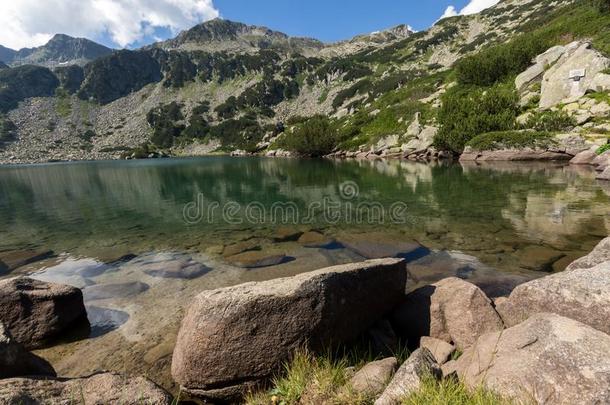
[439,0,500,21]
[440,6,459,20]
[0,0,219,50]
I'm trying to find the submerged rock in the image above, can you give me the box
[143,260,211,279]
[0,372,172,404]
[83,281,149,301]
[350,357,398,397]
[340,238,428,261]
[0,249,55,275]
[496,261,610,335]
[0,277,87,349]
[455,313,610,405]
[0,322,56,378]
[171,258,407,403]
[391,277,503,350]
[297,231,337,248]
[225,251,290,268]
[375,348,441,405]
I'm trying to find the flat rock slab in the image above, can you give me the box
[172,258,407,403]
[142,259,211,279]
[222,240,261,258]
[83,281,150,301]
[0,277,87,349]
[455,313,610,405]
[225,251,290,268]
[0,372,172,404]
[497,261,610,335]
[272,227,304,242]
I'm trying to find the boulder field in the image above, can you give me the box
[171,237,610,404]
[1,236,610,404]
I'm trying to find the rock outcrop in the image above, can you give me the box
[374,348,440,405]
[539,42,610,109]
[0,372,173,404]
[172,258,407,402]
[455,313,610,405]
[496,261,610,335]
[0,277,87,348]
[391,277,503,350]
[0,322,56,378]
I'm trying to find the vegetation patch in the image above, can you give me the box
[466,130,555,151]
[283,115,337,157]
[522,110,575,132]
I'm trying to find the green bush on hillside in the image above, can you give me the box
[147,102,185,148]
[455,35,551,86]
[592,0,610,13]
[283,115,337,157]
[435,84,519,153]
[522,110,575,132]
[466,130,554,151]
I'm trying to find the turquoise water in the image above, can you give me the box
[0,157,608,272]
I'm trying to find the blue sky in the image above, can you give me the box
[0,0,496,50]
[212,0,474,43]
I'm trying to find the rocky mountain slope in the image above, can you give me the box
[0,34,113,68]
[0,0,609,164]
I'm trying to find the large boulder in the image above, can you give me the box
[172,258,407,403]
[374,348,440,405]
[455,313,610,405]
[0,277,87,349]
[515,45,567,92]
[391,277,503,350]
[566,236,610,271]
[0,322,55,378]
[0,372,172,404]
[497,261,610,335]
[540,42,610,109]
[597,166,610,181]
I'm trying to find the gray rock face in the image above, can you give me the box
[374,348,440,405]
[419,336,455,365]
[0,322,55,378]
[566,237,610,271]
[0,277,87,349]
[391,277,503,350]
[540,42,610,109]
[403,126,437,155]
[455,313,610,405]
[172,258,407,403]
[497,261,610,335]
[0,372,172,404]
[460,147,573,162]
[350,357,398,397]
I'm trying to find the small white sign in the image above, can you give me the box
[569,69,586,80]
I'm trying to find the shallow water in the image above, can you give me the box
[0,157,609,391]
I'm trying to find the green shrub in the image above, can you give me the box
[435,84,519,153]
[523,110,575,131]
[0,115,17,146]
[597,143,610,154]
[147,102,185,148]
[466,130,554,151]
[284,115,337,157]
[455,35,551,86]
[0,65,60,112]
